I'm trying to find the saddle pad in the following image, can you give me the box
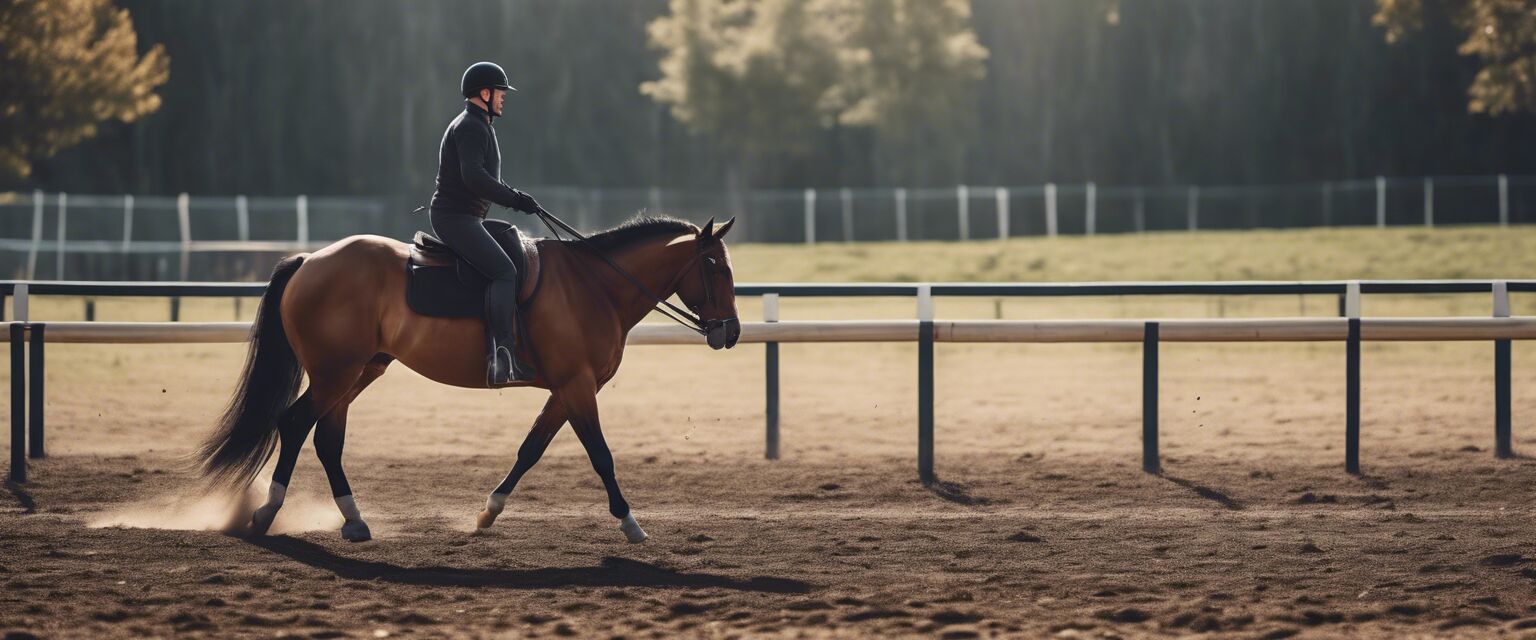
[405,225,542,318]
[405,261,486,318]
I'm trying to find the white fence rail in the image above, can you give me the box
[8,313,1534,484]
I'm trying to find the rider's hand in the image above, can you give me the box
[510,189,541,214]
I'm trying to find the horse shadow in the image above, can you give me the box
[245,535,812,594]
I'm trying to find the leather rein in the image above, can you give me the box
[532,208,720,336]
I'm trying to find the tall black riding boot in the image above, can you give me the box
[486,276,536,386]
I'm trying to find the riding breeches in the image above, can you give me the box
[428,211,518,283]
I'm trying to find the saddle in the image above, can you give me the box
[406,219,543,318]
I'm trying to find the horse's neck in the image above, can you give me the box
[575,235,695,329]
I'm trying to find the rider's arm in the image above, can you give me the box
[453,123,527,211]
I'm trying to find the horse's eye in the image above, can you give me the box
[706,257,717,266]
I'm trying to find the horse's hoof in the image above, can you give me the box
[249,504,279,536]
[340,519,372,542]
[619,513,648,544]
[475,509,499,531]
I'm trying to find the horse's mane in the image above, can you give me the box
[574,214,698,252]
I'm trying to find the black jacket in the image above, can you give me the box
[429,101,523,217]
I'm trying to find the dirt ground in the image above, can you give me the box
[2,294,1536,638]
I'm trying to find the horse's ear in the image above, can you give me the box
[715,216,736,240]
[700,216,716,239]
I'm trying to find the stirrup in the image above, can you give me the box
[487,346,515,387]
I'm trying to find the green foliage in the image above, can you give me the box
[1374,0,1536,114]
[0,0,168,179]
[642,0,988,180]
[641,0,848,155]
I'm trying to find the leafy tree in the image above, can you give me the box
[0,0,168,179]
[641,0,848,156]
[641,0,987,183]
[1374,0,1536,114]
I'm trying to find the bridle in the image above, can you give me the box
[533,207,727,336]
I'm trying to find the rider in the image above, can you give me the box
[429,61,541,385]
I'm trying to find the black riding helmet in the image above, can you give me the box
[460,62,515,116]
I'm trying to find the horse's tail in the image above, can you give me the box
[196,254,308,489]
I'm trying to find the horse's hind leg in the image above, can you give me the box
[249,390,319,535]
[476,393,568,531]
[314,354,392,542]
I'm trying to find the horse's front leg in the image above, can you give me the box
[476,394,568,531]
[561,377,646,543]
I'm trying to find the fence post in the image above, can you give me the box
[296,194,309,246]
[894,188,908,242]
[1494,281,1512,459]
[957,185,969,241]
[1423,177,1434,228]
[122,194,134,253]
[803,189,816,245]
[917,284,935,484]
[1375,176,1386,228]
[996,187,1010,239]
[236,195,250,241]
[1345,280,1361,475]
[27,190,43,279]
[648,186,662,215]
[1498,174,1509,226]
[764,294,780,460]
[28,324,43,459]
[1187,186,1199,232]
[55,193,67,280]
[11,288,28,476]
[1085,182,1097,236]
[10,323,25,483]
[1045,183,1058,238]
[590,189,604,230]
[1322,181,1333,227]
[1143,322,1160,473]
[14,284,28,323]
[177,192,191,282]
[1133,187,1146,233]
[840,187,853,243]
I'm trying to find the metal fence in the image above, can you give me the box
[3,279,1533,484]
[1,174,1531,280]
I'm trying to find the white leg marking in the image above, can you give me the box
[619,513,648,544]
[249,481,286,535]
[476,492,509,532]
[335,494,371,541]
[265,482,288,507]
[486,492,508,515]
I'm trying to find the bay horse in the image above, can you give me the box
[196,215,740,543]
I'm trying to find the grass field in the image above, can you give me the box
[730,225,1536,283]
[10,225,1536,324]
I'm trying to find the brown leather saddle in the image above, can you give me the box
[406,219,542,318]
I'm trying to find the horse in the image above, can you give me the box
[195,214,740,543]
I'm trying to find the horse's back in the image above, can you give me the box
[305,234,409,261]
[281,235,413,364]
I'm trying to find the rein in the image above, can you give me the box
[532,208,713,336]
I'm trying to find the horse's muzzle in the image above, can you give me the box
[706,317,740,350]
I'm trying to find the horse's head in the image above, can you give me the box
[676,216,739,350]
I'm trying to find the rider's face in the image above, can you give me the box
[482,89,506,116]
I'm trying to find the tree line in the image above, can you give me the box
[6,0,1534,201]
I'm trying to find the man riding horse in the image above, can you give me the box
[431,61,541,386]
[195,61,743,544]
